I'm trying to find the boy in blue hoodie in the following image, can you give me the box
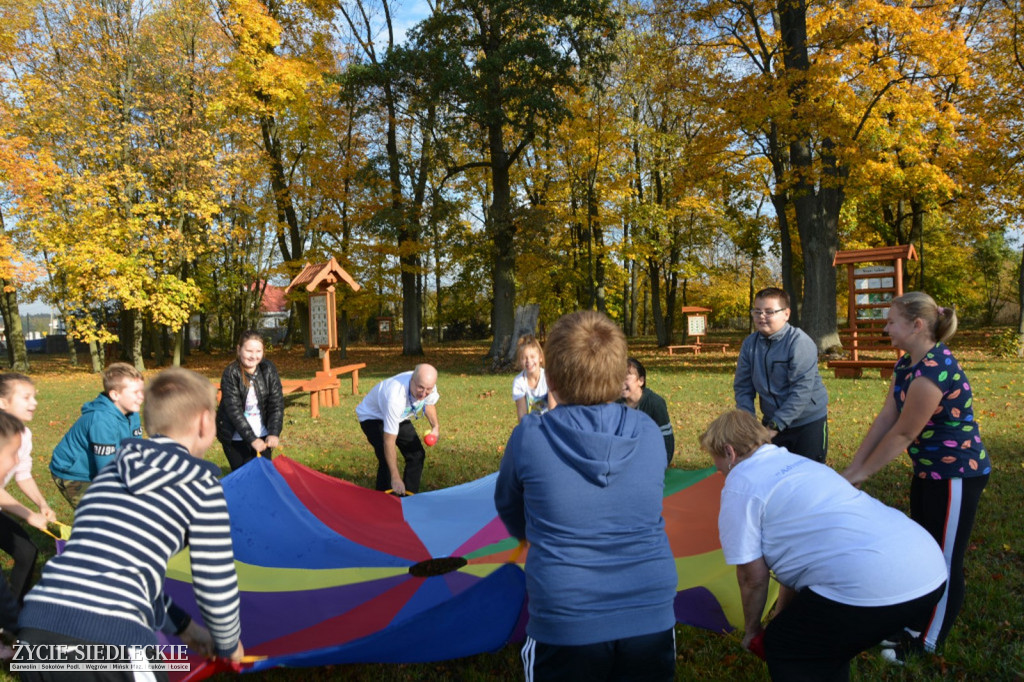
[18,367,243,679]
[50,362,145,508]
[495,311,677,681]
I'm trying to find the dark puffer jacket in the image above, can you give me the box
[216,359,284,445]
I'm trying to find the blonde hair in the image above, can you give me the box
[103,362,144,394]
[700,410,772,460]
[143,368,216,437]
[545,311,627,405]
[515,334,544,368]
[890,292,957,343]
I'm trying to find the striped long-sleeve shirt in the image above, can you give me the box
[19,437,241,657]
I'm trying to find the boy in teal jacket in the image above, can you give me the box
[50,362,144,508]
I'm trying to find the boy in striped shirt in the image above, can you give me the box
[17,368,243,681]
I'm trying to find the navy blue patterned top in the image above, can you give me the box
[892,343,991,479]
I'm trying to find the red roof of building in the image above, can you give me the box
[261,284,287,313]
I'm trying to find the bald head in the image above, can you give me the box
[410,364,438,400]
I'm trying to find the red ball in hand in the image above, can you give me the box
[424,433,437,446]
[748,631,766,660]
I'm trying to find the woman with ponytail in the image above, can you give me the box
[843,292,991,662]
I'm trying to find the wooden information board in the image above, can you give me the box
[309,291,337,349]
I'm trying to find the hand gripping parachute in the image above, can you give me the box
[163,457,770,679]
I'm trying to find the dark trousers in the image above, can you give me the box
[773,416,828,463]
[521,628,675,682]
[0,557,19,631]
[221,439,272,472]
[910,474,988,651]
[359,419,425,493]
[17,627,170,682]
[0,512,38,603]
[765,585,944,682]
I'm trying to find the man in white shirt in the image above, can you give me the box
[355,364,440,495]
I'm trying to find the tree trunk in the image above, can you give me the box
[0,285,29,371]
[628,110,643,337]
[260,113,312,357]
[623,221,637,336]
[591,191,606,313]
[89,340,103,373]
[197,311,208,352]
[131,310,145,371]
[649,258,668,346]
[665,270,678,343]
[768,125,801,328]
[339,310,349,360]
[748,255,757,333]
[435,239,443,343]
[67,335,79,367]
[486,123,517,359]
[779,0,840,351]
[151,323,165,367]
[641,280,648,335]
[293,300,311,354]
[173,328,183,367]
[630,258,639,336]
[401,260,423,355]
[404,104,438,356]
[390,97,423,357]
[1017,247,1024,358]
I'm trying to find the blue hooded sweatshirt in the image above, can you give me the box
[494,402,677,646]
[50,394,143,482]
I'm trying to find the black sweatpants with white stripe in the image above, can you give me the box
[910,474,988,652]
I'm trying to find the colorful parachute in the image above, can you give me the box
[163,456,767,679]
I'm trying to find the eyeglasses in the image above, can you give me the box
[750,308,787,318]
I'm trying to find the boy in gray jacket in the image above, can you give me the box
[734,287,829,462]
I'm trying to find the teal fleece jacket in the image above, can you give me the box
[50,393,142,482]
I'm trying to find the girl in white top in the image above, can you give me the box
[0,373,57,603]
[512,335,556,421]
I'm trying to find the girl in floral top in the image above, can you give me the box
[843,292,991,661]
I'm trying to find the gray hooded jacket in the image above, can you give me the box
[734,323,828,430]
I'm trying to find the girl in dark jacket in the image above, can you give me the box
[216,330,284,471]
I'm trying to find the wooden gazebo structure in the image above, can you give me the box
[828,244,918,378]
[282,257,365,415]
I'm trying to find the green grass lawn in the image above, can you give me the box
[2,332,1022,680]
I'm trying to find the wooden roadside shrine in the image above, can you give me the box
[667,306,728,355]
[827,244,918,379]
[283,257,366,417]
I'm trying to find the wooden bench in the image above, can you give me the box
[838,332,894,354]
[826,359,895,379]
[666,343,728,355]
[214,370,354,419]
[314,362,367,410]
[280,377,341,419]
[828,324,898,378]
